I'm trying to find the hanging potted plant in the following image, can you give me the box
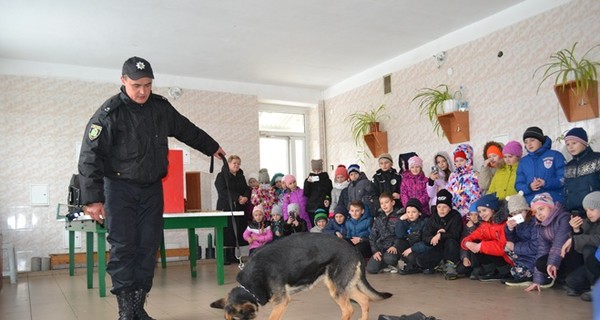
[411,84,454,136]
[347,104,390,157]
[534,42,600,122]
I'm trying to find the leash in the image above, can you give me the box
[211,154,245,270]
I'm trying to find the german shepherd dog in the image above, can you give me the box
[210,232,392,320]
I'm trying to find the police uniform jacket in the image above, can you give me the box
[78,88,219,204]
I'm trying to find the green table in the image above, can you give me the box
[66,211,243,297]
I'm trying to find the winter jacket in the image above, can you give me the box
[572,219,600,254]
[533,204,571,284]
[369,210,401,253]
[215,169,250,212]
[330,180,349,215]
[564,146,600,213]
[447,144,481,217]
[488,163,519,200]
[422,209,463,246]
[250,184,278,219]
[505,217,538,271]
[515,136,566,203]
[401,171,430,216]
[347,172,377,214]
[271,220,285,240]
[372,168,402,208]
[426,151,454,209]
[303,172,333,213]
[461,211,514,266]
[282,188,311,229]
[345,210,372,240]
[395,217,431,253]
[323,219,346,237]
[243,221,273,251]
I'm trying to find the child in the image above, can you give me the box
[270,204,285,240]
[282,174,311,229]
[488,140,522,200]
[366,193,401,274]
[345,200,373,260]
[478,141,505,194]
[562,191,600,299]
[303,159,333,222]
[417,189,463,280]
[310,209,329,233]
[426,151,454,213]
[324,205,347,238]
[563,127,600,217]
[347,164,377,216]
[372,153,402,210]
[447,143,481,217]
[457,202,480,278]
[525,193,574,292]
[330,164,350,217]
[396,198,430,274]
[461,193,514,281]
[250,168,278,220]
[502,191,538,287]
[270,172,285,205]
[283,203,308,235]
[242,204,273,256]
[400,156,430,216]
[515,126,566,203]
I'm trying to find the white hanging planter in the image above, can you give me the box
[442,99,457,113]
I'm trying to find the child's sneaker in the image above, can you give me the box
[502,277,533,287]
[444,260,458,280]
[380,266,392,273]
[388,265,399,273]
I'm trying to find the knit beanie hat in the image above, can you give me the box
[405,198,423,213]
[270,173,284,186]
[271,204,283,216]
[476,193,499,211]
[314,209,328,225]
[378,153,394,163]
[311,159,323,172]
[454,150,467,161]
[503,140,523,158]
[582,191,600,210]
[287,203,299,215]
[469,201,479,213]
[258,168,270,184]
[408,156,423,168]
[530,192,554,209]
[564,127,589,146]
[348,164,360,175]
[436,189,453,208]
[253,204,264,214]
[506,191,529,214]
[334,164,349,180]
[523,126,545,143]
[283,174,296,187]
[334,205,349,216]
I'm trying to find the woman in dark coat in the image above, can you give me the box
[215,154,250,264]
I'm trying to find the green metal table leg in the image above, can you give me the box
[69,230,75,276]
[86,232,93,289]
[215,227,224,285]
[97,231,106,297]
[188,228,197,278]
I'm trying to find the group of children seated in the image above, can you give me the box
[239,126,600,302]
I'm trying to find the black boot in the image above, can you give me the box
[116,291,135,320]
[133,289,156,320]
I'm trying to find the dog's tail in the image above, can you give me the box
[357,269,393,301]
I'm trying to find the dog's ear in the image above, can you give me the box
[210,298,227,309]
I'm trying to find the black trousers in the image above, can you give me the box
[535,249,583,282]
[397,239,419,268]
[416,238,460,269]
[566,245,600,291]
[104,178,163,294]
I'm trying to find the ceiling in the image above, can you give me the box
[1,0,536,92]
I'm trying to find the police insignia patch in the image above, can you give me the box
[88,124,102,140]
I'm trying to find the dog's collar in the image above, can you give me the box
[238,284,262,304]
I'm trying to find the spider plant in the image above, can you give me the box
[411,84,453,136]
[347,104,390,146]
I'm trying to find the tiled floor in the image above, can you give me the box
[0,260,592,320]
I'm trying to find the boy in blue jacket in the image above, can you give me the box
[324,205,347,238]
[515,126,566,203]
[344,200,372,259]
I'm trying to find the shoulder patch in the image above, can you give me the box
[88,124,103,140]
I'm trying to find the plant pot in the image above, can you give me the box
[363,131,388,158]
[442,99,457,113]
[554,80,599,122]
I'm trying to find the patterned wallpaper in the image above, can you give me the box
[324,0,600,177]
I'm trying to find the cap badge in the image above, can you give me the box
[88,124,102,141]
[135,61,146,70]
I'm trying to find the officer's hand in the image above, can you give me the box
[84,202,105,225]
[214,147,226,160]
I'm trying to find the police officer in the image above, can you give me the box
[78,56,225,320]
